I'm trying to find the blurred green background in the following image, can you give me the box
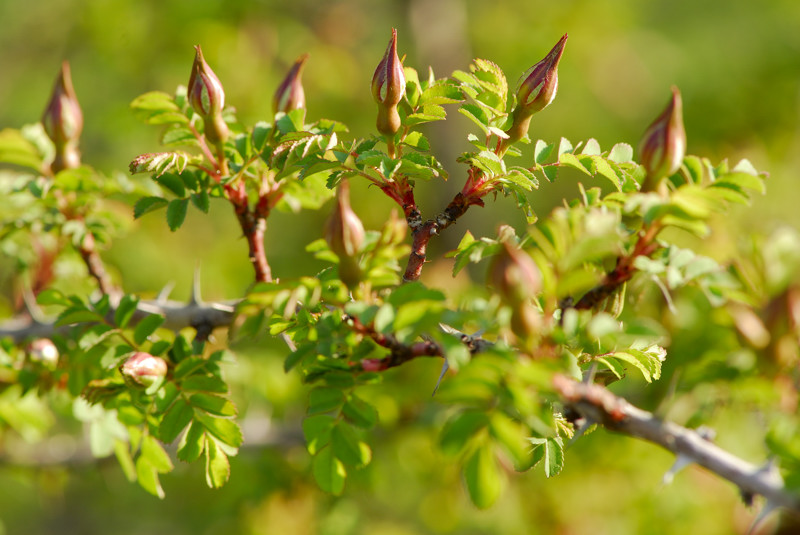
[1,0,800,533]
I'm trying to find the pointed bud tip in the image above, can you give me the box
[639,86,687,185]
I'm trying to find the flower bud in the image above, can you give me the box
[120,352,168,388]
[638,86,686,190]
[27,338,59,368]
[502,34,567,150]
[188,45,229,144]
[325,180,365,288]
[42,61,83,172]
[488,240,542,306]
[273,54,308,115]
[371,28,406,137]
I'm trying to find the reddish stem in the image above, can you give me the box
[574,224,661,310]
[78,231,115,295]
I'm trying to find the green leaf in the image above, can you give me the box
[440,410,489,458]
[313,446,346,495]
[113,440,137,482]
[303,414,336,454]
[134,196,169,219]
[529,436,564,477]
[608,143,633,163]
[0,127,44,171]
[458,104,490,134]
[180,375,228,393]
[36,288,69,307]
[342,394,378,429]
[131,91,188,125]
[55,308,105,327]
[166,198,189,231]
[153,173,186,197]
[141,434,174,473]
[559,153,592,176]
[489,412,532,470]
[464,443,502,509]
[332,423,371,467]
[191,191,210,213]
[177,421,206,462]
[402,131,430,151]
[308,387,345,415]
[114,294,140,329]
[252,121,272,152]
[190,393,237,417]
[194,410,243,448]
[135,456,165,498]
[133,314,165,345]
[159,399,194,443]
[204,438,230,488]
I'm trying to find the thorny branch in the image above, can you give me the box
[553,374,800,512]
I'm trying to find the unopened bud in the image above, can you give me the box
[502,34,567,151]
[325,180,365,288]
[371,28,406,137]
[42,61,83,172]
[488,240,543,345]
[188,45,229,144]
[273,54,308,115]
[120,352,168,388]
[638,86,686,190]
[27,338,59,368]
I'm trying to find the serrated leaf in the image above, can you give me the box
[114,294,140,329]
[177,421,206,462]
[342,394,378,429]
[464,443,502,509]
[303,414,336,454]
[313,446,346,495]
[331,423,370,468]
[166,198,189,231]
[559,153,592,175]
[190,393,237,417]
[190,191,210,213]
[159,398,193,443]
[205,438,230,488]
[134,196,169,219]
[36,288,69,307]
[459,104,491,134]
[133,314,165,345]
[135,456,165,498]
[608,143,633,163]
[194,411,243,448]
[141,434,173,473]
[181,375,228,393]
[0,127,44,171]
[308,387,345,415]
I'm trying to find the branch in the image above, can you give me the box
[0,296,238,343]
[553,374,800,512]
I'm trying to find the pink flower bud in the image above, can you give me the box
[325,180,365,288]
[638,86,686,188]
[273,54,308,115]
[488,240,542,306]
[120,352,168,387]
[371,28,406,136]
[42,61,83,172]
[27,338,59,367]
[187,45,229,144]
[516,33,568,115]
[501,34,567,151]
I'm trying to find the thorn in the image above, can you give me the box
[746,499,779,535]
[157,281,175,303]
[583,361,598,384]
[696,425,716,441]
[662,453,693,485]
[568,416,596,446]
[190,265,202,305]
[432,359,449,396]
[22,288,47,323]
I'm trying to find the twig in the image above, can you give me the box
[553,374,800,512]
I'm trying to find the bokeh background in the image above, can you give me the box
[1,0,800,533]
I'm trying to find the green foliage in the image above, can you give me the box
[0,21,796,531]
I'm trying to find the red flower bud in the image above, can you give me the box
[27,338,59,368]
[120,352,168,387]
[501,34,567,151]
[42,61,83,172]
[371,28,406,136]
[325,180,365,288]
[273,54,308,115]
[638,86,686,189]
[188,45,229,144]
